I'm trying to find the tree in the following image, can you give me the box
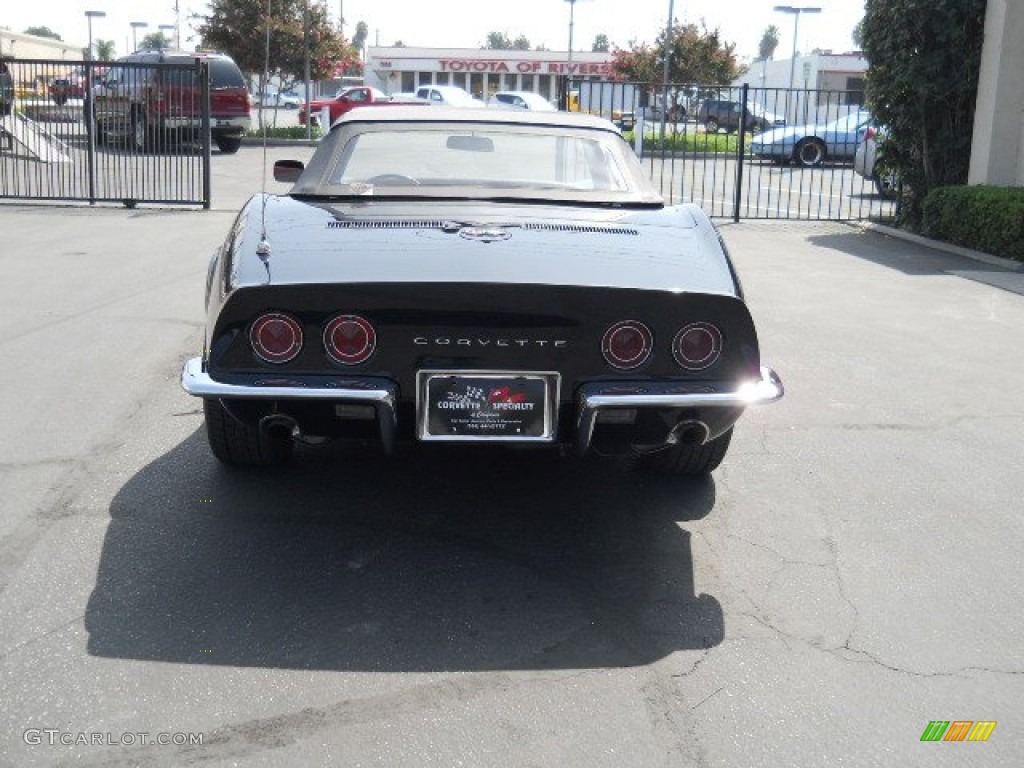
[24,26,62,41]
[140,32,173,51]
[860,0,986,224]
[512,34,531,51]
[94,39,116,60]
[612,21,741,84]
[592,34,610,53]
[352,21,368,51]
[485,31,513,49]
[852,19,864,49]
[757,26,780,61]
[201,0,358,83]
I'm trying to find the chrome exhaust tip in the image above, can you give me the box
[670,420,709,446]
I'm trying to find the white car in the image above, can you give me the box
[253,90,302,109]
[388,92,430,104]
[854,126,899,199]
[415,85,485,107]
[489,91,558,111]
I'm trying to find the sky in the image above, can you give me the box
[3,1,866,63]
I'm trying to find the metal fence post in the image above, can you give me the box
[199,59,211,210]
[85,63,97,204]
[733,83,748,223]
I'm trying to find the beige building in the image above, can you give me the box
[0,29,84,62]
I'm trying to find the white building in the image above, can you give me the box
[363,46,615,102]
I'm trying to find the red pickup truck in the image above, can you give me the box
[298,85,424,126]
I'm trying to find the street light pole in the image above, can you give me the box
[130,22,148,52]
[565,0,576,71]
[84,10,106,61]
[773,5,821,91]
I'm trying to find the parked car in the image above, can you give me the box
[643,101,687,123]
[388,92,430,103]
[253,89,302,109]
[298,85,393,125]
[49,67,96,105]
[854,125,899,199]
[698,99,785,134]
[93,50,251,153]
[0,58,13,116]
[489,91,557,111]
[415,85,485,107]
[748,109,873,167]
[180,107,784,472]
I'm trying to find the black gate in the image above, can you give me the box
[0,58,211,208]
[563,78,896,222]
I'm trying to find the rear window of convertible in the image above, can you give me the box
[324,126,633,196]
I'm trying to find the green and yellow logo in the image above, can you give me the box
[921,721,997,742]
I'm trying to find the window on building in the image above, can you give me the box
[401,72,415,91]
[453,72,467,89]
[436,72,449,86]
[470,73,484,100]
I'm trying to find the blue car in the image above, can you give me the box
[749,109,873,167]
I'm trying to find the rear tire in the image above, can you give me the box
[131,111,148,153]
[795,138,826,167]
[216,136,242,154]
[203,399,293,467]
[643,427,733,476]
[705,117,719,133]
[874,171,898,200]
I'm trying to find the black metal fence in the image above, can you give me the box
[0,58,211,207]
[564,78,897,222]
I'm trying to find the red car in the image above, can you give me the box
[297,85,394,126]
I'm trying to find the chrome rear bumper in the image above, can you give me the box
[181,357,783,455]
[573,365,783,454]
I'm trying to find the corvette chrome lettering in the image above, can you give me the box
[413,337,568,348]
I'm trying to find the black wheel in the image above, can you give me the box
[52,93,68,106]
[705,117,719,133]
[130,111,148,153]
[216,136,242,154]
[668,106,684,123]
[643,427,733,476]
[92,119,108,146]
[203,399,293,467]
[874,171,898,200]
[795,138,826,167]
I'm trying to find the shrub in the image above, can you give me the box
[245,126,322,140]
[921,185,1024,262]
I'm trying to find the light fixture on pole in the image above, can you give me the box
[159,24,176,49]
[130,21,148,52]
[85,10,106,61]
[772,5,821,91]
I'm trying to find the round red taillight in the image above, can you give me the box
[601,321,653,370]
[250,312,303,364]
[324,314,376,365]
[673,323,722,370]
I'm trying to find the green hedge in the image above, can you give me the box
[245,126,323,140]
[921,185,1024,262]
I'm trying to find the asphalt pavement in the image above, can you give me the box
[1,147,1022,767]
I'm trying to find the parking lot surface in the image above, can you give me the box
[1,148,1022,767]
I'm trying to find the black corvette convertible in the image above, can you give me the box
[181,107,782,473]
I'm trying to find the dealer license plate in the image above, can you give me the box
[417,372,558,442]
